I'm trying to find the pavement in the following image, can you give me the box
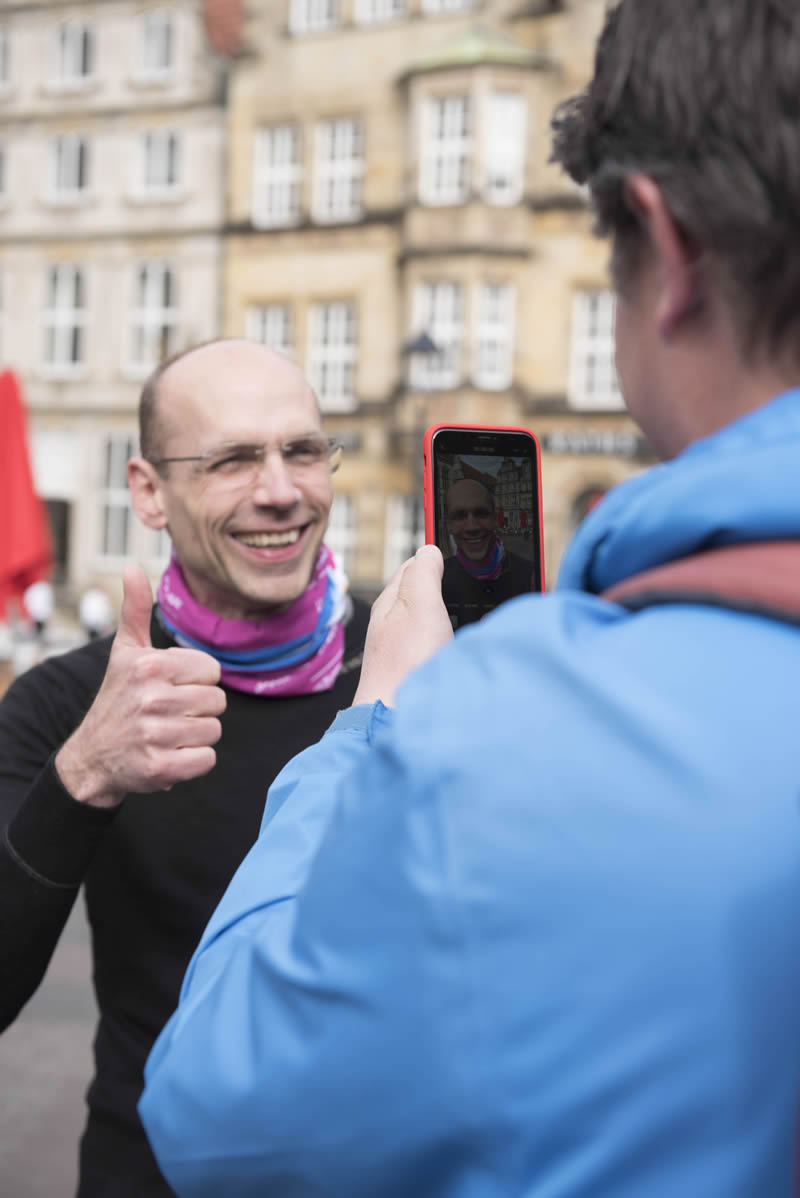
[0,625,105,1195]
[0,900,96,1197]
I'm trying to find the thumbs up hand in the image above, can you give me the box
[55,565,226,809]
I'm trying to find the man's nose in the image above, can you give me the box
[250,451,301,507]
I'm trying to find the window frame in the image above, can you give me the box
[312,117,364,225]
[420,0,474,15]
[97,433,135,564]
[410,280,464,389]
[137,129,182,198]
[135,9,177,82]
[353,0,406,24]
[325,493,356,574]
[383,493,424,579]
[567,288,624,411]
[49,20,95,89]
[288,0,339,34]
[246,302,294,357]
[41,263,88,377]
[307,300,358,413]
[419,94,471,206]
[473,281,515,391]
[50,133,91,202]
[482,92,526,206]
[0,28,11,93]
[252,124,303,228]
[125,260,179,378]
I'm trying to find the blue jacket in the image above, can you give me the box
[140,389,800,1197]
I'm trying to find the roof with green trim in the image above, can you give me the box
[401,26,546,78]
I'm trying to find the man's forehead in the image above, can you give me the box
[157,345,320,440]
[450,479,489,500]
[161,342,308,394]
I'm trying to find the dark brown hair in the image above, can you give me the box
[551,0,800,354]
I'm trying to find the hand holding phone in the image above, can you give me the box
[352,545,453,707]
[423,424,544,631]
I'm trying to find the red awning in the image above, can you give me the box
[0,371,52,620]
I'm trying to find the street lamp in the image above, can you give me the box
[401,331,441,558]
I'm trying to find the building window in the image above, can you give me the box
[136,10,175,79]
[246,304,293,357]
[128,262,179,374]
[252,125,302,227]
[354,0,405,23]
[50,134,90,199]
[99,435,134,560]
[421,0,474,13]
[410,281,464,389]
[313,118,364,224]
[325,494,356,573]
[384,494,424,579]
[568,289,623,410]
[420,96,470,205]
[474,282,514,390]
[42,265,87,373]
[46,499,70,585]
[50,21,94,87]
[150,526,171,567]
[139,130,181,195]
[483,93,526,205]
[0,29,10,91]
[289,0,339,33]
[307,301,357,412]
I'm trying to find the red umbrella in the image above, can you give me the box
[0,370,52,620]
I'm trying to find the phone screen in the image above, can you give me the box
[429,426,543,631]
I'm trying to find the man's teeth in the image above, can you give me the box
[236,530,300,548]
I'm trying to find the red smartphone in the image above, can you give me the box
[423,423,545,631]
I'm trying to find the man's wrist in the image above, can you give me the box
[54,739,124,810]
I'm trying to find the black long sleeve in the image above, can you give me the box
[0,602,369,1196]
[0,638,118,1029]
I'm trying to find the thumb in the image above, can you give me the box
[115,564,154,649]
[405,544,444,591]
[394,544,444,609]
[414,543,444,576]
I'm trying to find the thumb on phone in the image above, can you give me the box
[115,563,154,649]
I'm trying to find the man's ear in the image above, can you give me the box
[128,457,168,531]
[623,173,705,339]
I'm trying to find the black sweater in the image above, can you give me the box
[0,602,369,1198]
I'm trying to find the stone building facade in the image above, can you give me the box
[224,0,655,593]
[1,0,653,612]
[0,0,226,599]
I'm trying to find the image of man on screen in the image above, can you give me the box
[441,478,535,629]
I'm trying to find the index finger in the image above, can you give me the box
[160,646,222,686]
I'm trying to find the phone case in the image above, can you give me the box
[422,422,545,590]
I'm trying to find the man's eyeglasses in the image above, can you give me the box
[447,506,494,523]
[149,435,343,486]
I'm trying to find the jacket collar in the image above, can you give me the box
[557,387,800,596]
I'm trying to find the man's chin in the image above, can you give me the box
[238,562,318,613]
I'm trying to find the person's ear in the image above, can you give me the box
[623,173,705,339]
[128,457,168,531]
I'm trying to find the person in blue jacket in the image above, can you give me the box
[139,1,800,1194]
